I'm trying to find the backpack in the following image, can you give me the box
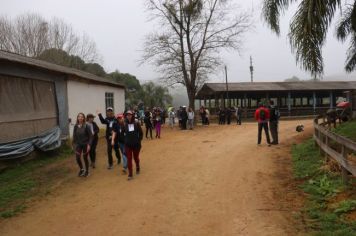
[259,109,266,121]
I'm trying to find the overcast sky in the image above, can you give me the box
[1,0,356,83]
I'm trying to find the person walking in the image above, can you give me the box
[72,113,93,177]
[112,114,128,174]
[187,107,195,130]
[124,110,143,181]
[254,102,271,146]
[153,108,162,138]
[236,106,242,125]
[269,100,280,145]
[226,107,232,125]
[144,108,153,139]
[98,107,121,169]
[86,114,99,168]
[199,106,206,125]
[181,106,188,130]
[205,108,210,125]
[168,108,175,129]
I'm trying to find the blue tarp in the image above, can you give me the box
[0,127,62,160]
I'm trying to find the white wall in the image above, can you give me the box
[67,80,125,137]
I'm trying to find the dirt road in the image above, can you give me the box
[0,120,312,236]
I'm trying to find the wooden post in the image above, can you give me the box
[288,92,291,116]
[324,135,329,163]
[313,92,316,114]
[341,145,349,184]
[330,91,334,109]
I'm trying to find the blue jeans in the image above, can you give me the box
[118,142,127,169]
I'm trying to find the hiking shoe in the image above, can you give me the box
[78,169,84,177]
[136,169,140,175]
[107,165,113,170]
[127,176,133,181]
[91,162,96,169]
[122,168,127,174]
[83,171,89,177]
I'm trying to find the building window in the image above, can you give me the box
[105,92,114,110]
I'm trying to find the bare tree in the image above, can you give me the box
[142,0,252,109]
[0,13,99,63]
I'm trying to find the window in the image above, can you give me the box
[105,92,114,110]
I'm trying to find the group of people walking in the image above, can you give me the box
[72,107,143,180]
[254,100,280,146]
[217,106,242,125]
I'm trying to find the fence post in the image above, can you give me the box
[341,145,349,185]
[324,135,329,163]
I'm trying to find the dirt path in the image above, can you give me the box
[0,120,313,236]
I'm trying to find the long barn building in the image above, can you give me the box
[196,81,356,117]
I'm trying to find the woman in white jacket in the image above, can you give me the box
[188,107,195,130]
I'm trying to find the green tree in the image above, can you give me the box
[139,82,172,108]
[84,63,106,77]
[262,0,356,77]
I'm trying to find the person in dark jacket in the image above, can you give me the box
[226,107,232,125]
[269,100,280,145]
[144,108,153,139]
[97,107,121,169]
[124,110,143,180]
[181,106,188,130]
[153,108,162,138]
[72,112,93,177]
[218,107,226,125]
[86,114,99,168]
[254,103,271,146]
[112,114,128,174]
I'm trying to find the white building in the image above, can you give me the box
[0,50,125,146]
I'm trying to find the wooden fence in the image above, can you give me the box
[313,116,356,183]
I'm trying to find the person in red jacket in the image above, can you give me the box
[254,102,271,146]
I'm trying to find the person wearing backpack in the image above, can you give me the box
[254,102,271,146]
[124,110,143,181]
[72,113,93,177]
[269,100,280,145]
[97,107,121,169]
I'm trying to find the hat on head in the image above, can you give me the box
[126,110,133,115]
[106,107,113,111]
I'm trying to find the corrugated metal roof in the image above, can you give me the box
[196,81,356,98]
[0,50,124,88]
[205,81,356,91]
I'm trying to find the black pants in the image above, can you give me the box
[269,121,279,144]
[237,115,241,125]
[181,119,187,130]
[75,144,89,171]
[145,124,153,138]
[89,136,98,164]
[227,116,231,124]
[258,122,271,144]
[106,138,121,166]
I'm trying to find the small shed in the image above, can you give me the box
[0,50,125,158]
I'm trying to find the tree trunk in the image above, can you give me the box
[186,86,196,111]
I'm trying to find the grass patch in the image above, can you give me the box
[333,120,356,142]
[0,144,73,218]
[291,138,356,235]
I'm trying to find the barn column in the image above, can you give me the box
[288,91,291,116]
[199,99,202,108]
[208,99,211,110]
[244,93,248,118]
[329,91,334,109]
[313,92,316,113]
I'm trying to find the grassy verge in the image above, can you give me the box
[333,120,356,142]
[0,145,73,218]
[292,139,356,235]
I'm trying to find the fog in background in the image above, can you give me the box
[2,0,356,106]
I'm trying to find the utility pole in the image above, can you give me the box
[250,56,254,82]
[225,65,229,107]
